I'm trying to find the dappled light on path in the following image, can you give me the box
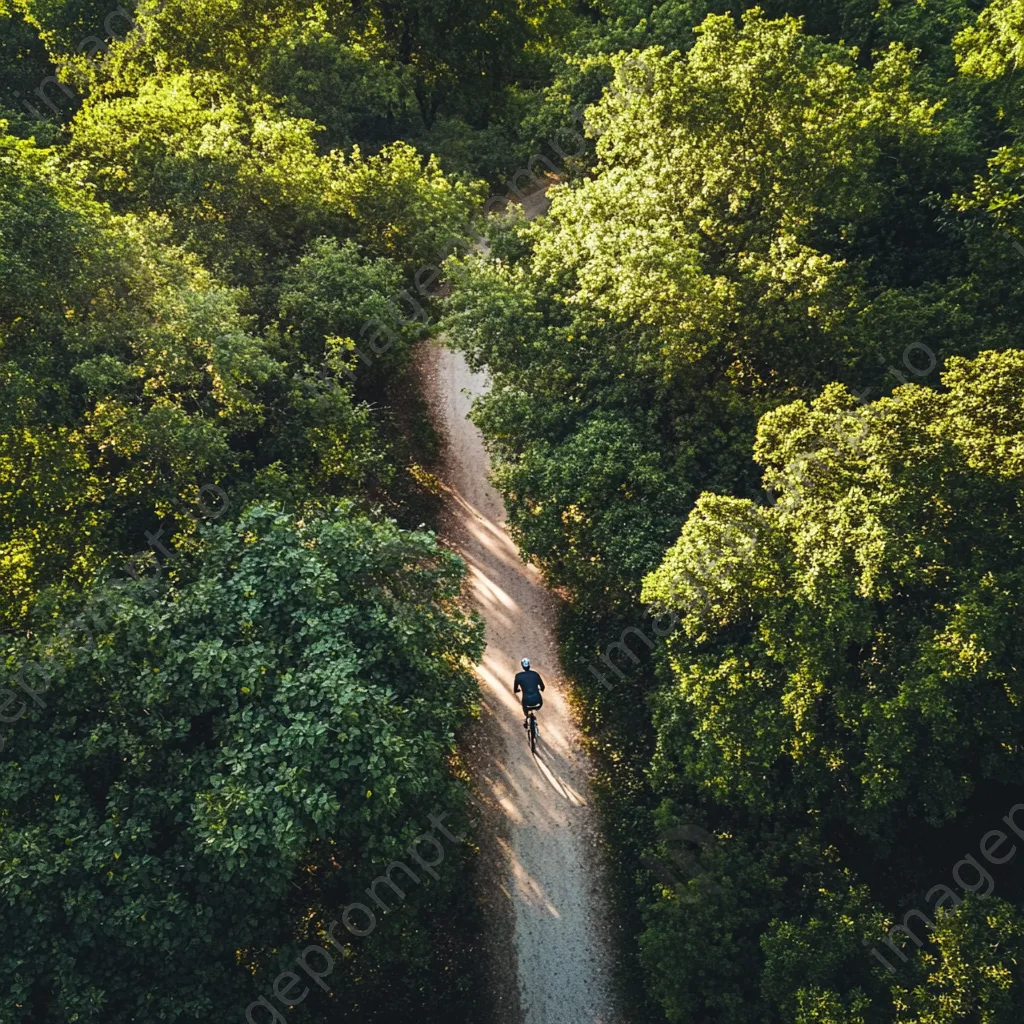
[424,340,619,1024]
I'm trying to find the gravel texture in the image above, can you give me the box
[420,336,621,1024]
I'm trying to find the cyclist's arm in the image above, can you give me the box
[513,675,521,694]
[538,674,545,691]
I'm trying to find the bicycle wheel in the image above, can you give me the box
[529,715,538,754]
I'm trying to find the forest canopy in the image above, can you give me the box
[3,0,1024,1020]
[445,4,1024,1022]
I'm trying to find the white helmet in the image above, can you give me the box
[521,658,531,669]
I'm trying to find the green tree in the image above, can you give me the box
[0,503,483,1022]
[1,124,390,628]
[446,11,1009,616]
[0,126,259,625]
[0,6,62,138]
[65,71,346,292]
[67,69,482,303]
[640,350,1024,1021]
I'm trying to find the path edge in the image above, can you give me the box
[416,336,524,1024]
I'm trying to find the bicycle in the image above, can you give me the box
[524,707,540,753]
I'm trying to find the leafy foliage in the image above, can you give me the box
[8,0,1024,1020]
[0,504,483,1022]
[0,0,533,1018]
[445,6,1024,1023]
[0,126,395,631]
[447,10,1020,616]
[640,352,1024,1022]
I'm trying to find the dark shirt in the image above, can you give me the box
[513,669,545,704]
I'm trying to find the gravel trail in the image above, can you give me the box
[420,338,620,1024]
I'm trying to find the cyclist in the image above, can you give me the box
[513,657,545,729]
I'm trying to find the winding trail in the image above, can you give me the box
[420,335,620,1023]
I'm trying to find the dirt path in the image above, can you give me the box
[420,341,620,1024]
